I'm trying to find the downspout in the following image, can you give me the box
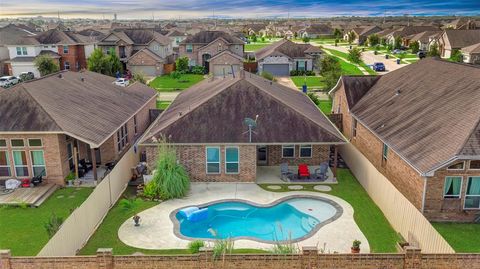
[421,176,428,214]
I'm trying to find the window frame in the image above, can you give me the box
[16,47,22,56]
[11,139,25,148]
[297,60,306,71]
[447,161,465,171]
[443,176,463,199]
[0,139,7,148]
[382,143,388,161]
[133,115,138,135]
[225,146,239,174]
[206,146,221,174]
[282,145,295,158]
[186,44,193,53]
[64,61,70,70]
[116,123,129,152]
[299,145,312,158]
[30,150,47,177]
[468,160,480,170]
[352,118,358,138]
[0,150,11,177]
[28,138,43,148]
[12,150,29,177]
[63,45,69,54]
[464,176,480,210]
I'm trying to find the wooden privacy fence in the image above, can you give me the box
[37,147,138,256]
[339,144,455,253]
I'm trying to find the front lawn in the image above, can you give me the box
[432,223,480,252]
[149,74,204,91]
[290,76,326,90]
[259,169,401,253]
[0,187,93,256]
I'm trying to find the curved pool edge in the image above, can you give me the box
[169,194,344,244]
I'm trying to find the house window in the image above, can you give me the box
[13,150,29,177]
[218,43,223,52]
[186,44,193,53]
[447,161,465,170]
[282,145,295,158]
[16,47,27,56]
[64,61,70,70]
[443,176,462,199]
[189,59,196,66]
[0,151,11,177]
[206,147,220,174]
[382,143,388,160]
[116,124,128,152]
[63,45,69,54]
[175,38,180,45]
[28,139,42,147]
[30,150,46,177]
[11,139,24,148]
[43,45,49,48]
[469,160,480,170]
[297,61,306,71]
[465,177,480,209]
[352,118,358,138]
[153,45,159,51]
[0,139,6,148]
[133,115,138,135]
[299,145,312,158]
[76,61,80,70]
[51,45,56,48]
[225,147,239,174]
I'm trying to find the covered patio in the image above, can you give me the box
[256,165,338,184]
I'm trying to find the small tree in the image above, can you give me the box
[87,48,108,74]
[44,213,64,238]
[409,42,420,54]
[34,55,59,76]
[318,55,342,91]
[347,31,356,44]
[450,49,463,62]
[119,198,142,226]
[394,36,402,49]
[302,36,310,43]
[348,47,362,64]
[367,34,380,47]
[428,43,440,57]
[333,28,342,39]
[131,72,147,84]
[175,56,189,72]
[106,48,123,76]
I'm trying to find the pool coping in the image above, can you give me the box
[169,194,344,244]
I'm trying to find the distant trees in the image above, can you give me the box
[318,55,342,91]
[428,43,440,57]
[348,47,362,64]
[333,28,342,39]
[450,49,463,62]
[87,48,122,76]
[367,34,380,47]
[34,55,59,76]
[302,36,310,43]
[409,42,420,54]
[347,31,356,44]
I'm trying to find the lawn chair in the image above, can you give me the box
[280,163,294,182]
[298,164,311,179]
[314,162,329,181]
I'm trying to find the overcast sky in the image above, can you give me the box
[1,0,479,19]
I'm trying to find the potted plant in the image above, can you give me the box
[351,240,361,253]
[65,172,75,186]
[120,198,141,227]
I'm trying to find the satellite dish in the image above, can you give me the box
[243,115,259,143]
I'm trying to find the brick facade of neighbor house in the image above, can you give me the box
[208,52,243,69]
[58,45,87,72]
[145,145,257,182]
[266,145,330,166]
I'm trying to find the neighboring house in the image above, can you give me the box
[330,58,480,222]
[436,29,480,58]
[461,43,480,64]
[383,26,440,46]
[97,29,174,76]
[243,24,267,36]
[301,24,334,39]
[139,71,346,182]
[404,31,442,51]
[0,71,157,185]
[166,30,188,48]
[445,18,477,30]
[178,31,245,76]
[255,39,322,76]
[344,26,383,45]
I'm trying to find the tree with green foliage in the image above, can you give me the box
[367,34,380,47]
[428,43,440,57]
[44,213,63,238]
[333,28,342,39]
[106,48,122,76]
[347,31,356,44]
[450,49,463,62]
[318,55,342,91]
[302,36,310,43]
[260,71,275,81]
[131,72,147,84]
[394,36,403,49]
[348,47,362,64]
[34,55,59,76]
[251,34,257,43]
[175,56,189,72]
[119,198,142,226]
[409,42,420,54]
[87,48,108,74]
[293,32,298,39]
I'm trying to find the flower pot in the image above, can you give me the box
[133,215,141,226]
[351,247,360,254]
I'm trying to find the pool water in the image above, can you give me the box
[175,197,339,242]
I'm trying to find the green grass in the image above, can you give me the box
[318,100,332,115]
[322,48,365,75]
[156,101,171,110]
[290,76,326,89]
[432,223,480,252]
[0,187,93,256]
[258,169,401,253]
[359,62,376,75]
[245,43,271,51]
[149,74,204,91]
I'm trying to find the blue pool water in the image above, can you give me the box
[175,197,339,242]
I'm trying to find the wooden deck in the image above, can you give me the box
[0,183,58,206]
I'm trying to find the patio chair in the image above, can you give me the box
[280,163,294,182]
[298,164,311,179]
[79,159,93,172]
[314,162,329,181]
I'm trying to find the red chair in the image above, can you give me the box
[298,164,311,179]
[21,178,31,188]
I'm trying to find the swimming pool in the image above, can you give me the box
[173,196,342,243]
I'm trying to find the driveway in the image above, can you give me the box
[276,76,298,90]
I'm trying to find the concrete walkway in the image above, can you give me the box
[118,183,369,253]
[157,91,181,102]
[276,76,298,90]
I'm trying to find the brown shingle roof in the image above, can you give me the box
[0,71,157,147]
[350,58,480,174]
[140,73,345,145]
[461,42,480,53]
[444,30,480,49]
[255,39,321,60]
[180,31,244,45]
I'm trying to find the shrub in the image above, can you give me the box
[44,213,64,238]
[307,92,320,106]
[450,49,463,62]
[348,47,362,64]
[188,240,205,253]
[428,43,440,57]
[170,71,182,80]
[175,57,189,73]
[34,55,59,77]
[305,70,315,76]
[260,71,275,81]
[367,34,380,47]
[131,72,147,84]
[302,36,310,43]
[119,198,141,213]
[409,42,420,54]
[271,228,299,254]
[190,66,205,75]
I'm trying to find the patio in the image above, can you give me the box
[0,183,57,206]
[256,165,337,184]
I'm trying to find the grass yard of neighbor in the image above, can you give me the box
[259,169,401,253]
[156,101,171,110]
[245,43,271,51]
[291,76,326,90]
[318,99,332,115]
[0,187,93,256]
[432,222,480,253]
[148,74,204,91]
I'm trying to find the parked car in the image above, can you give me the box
[417,51,427,59]
[392,49,406,55]
[0,76,19,88]
[372,62,386,72]
[114,78,129,87]
[19,72,34,81]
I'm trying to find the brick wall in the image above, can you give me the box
[2,247,480,269]
[266,145,330,166]
[58,45,87,72]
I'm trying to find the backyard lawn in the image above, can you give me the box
[291,76,326,90]
[318,100,332,115]
[432,223,480,252]
[0,187,93,256]
[245,43,271,51]
[156,100,171,110]
[148,74,204,91]
[259,169,401,253]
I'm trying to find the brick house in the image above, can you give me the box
[330,58,480,222]
[436,29,480,58]
[139,71,346,182]
[0,71,157,185]
[178,31,245,76]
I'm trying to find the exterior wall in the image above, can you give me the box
[258,55,293,73]
[178,41,244,67]
[265,145,330,166]
[126,51,164,76]
[209,53,243,75]
[197,38,231,64]
[9,62,40,78]
[145,144,257,182]
[58,45,87,72]
[463,52,480,64]
[293,58,313,71]
[147,41,172,59]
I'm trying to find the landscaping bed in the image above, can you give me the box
[0,187,93,256]
[432,222,480,253]
[149,74,204,91]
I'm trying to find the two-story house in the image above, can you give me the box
[178,31,245,76]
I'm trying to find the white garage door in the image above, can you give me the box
[262,64,290,76]
[212,64,240,77]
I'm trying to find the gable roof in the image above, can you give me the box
[330,76,380,109]
[128,48,165,63]
[0,24,39,45]
[180,31,244,45]
[444,30,480,49]
[0,71,157,147]
[255,39,322,60]
[461,42,480,54]
[349,58,480,175]
[304,24,333,35]
[140,73,345,145]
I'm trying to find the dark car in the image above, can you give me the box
[417,51,427,59]
[372,62,386,72]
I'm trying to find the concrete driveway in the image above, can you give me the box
[276,76,298,90]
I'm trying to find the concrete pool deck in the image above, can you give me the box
[118,183,370,253]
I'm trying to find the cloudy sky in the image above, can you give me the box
[1,0,479,19]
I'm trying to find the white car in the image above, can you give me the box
[0,76,19,88]
[114,78,129,87]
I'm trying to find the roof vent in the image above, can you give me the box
[270,81,272,85]
[178,112,183,117]
[58,73,62,78]
[395,89,401,96]
[81,77,85,82]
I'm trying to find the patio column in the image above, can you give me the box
[91,148,98,182]
[333,145,338,178]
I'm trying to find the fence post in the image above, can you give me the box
[403,246,422,269]
[0,250,11,269]
[199,247,214,269]
[301,246,318,269]
[97,248,114,269]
